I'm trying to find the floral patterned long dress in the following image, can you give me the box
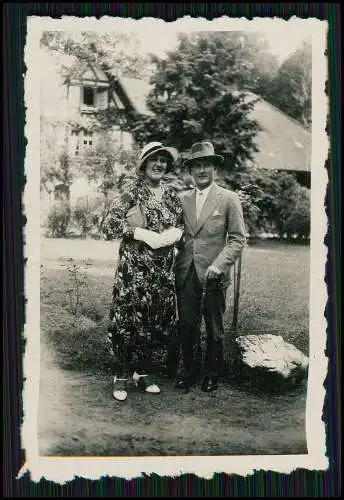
[102,177,184,374]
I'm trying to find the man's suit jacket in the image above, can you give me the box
[174,182,246,290]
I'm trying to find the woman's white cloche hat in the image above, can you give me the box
[136,142,178,175]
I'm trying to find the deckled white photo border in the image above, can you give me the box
[20,15,329,484]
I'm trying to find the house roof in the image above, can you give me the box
[91,66,109,82]
[117,77,154,116]
[244,92,311,172]
[66,64,109,85]
[115,79,311,173]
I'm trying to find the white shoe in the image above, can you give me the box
[133,372,160,394]
[145,384,161,394]
[112,376,128,401]
[113,390,127,401]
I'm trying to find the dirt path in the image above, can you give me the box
[38,336,308,456]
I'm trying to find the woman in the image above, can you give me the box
[102,142,184,401]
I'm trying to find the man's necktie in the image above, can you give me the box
[196,191,204,220]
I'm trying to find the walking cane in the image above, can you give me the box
[193,277,208,375]
[231,251,243,332]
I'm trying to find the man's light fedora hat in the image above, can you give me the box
[136,141,178,175]
[183,141,224,168]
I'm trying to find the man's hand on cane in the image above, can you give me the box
[205,265,223,281]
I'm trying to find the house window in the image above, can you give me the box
[54,184,69,201]
[70,130,81,156]
[83,130,93,146]
[82,131,94,148]
[83,87,95,106]
[70,129,94,155]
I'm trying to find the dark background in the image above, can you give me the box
[3,2,341,497]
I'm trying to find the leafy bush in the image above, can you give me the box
[223,169,310,239]
[45,200,71,237]
[72,197,96,237]
[66,167,310,242]
[281,186,310,240]
[71,195,116,237]
[267,173,310,240]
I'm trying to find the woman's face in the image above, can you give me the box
[144,153,169,183]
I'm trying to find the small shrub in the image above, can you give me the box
[46,200,71,238]
[71,194,118,238]
[63,259,89,316]
[72,197,95,237]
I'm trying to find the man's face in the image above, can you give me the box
[190,159,216,190]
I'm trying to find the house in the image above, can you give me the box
[41,58,312,238]
[64,66,154,152]
[63,64,311,187]
[64,65,134,156]
[53,66,149,207]
[46,63,311,210]
[113,80,312,188]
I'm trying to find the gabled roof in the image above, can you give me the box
[244,91,311,172]
[117,77,154,116]
[114,79,311,173]
[80,68,97,81]
[91,66,109,83]
[66,64,109,85]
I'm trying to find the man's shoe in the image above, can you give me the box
[201,377,218,392]
[175,378,190,392]
[133,372,160,394]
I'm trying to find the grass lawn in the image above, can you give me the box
[39,238,310,456]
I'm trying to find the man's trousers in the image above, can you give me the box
[176,262,226,382]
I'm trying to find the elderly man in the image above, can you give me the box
[174,141,246,393]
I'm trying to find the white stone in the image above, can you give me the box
[235,334,309,381]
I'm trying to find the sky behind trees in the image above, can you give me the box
[110,17,313,62]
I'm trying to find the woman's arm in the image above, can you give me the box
[101,183,137,241]
[172,187,185,232]
[102,181,168,248]
[160,186,185,248]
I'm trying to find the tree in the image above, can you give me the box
[71,131,139,234]
[270,40,312,127]
[40,116,65,193]
[40,31,149,80]
[126,32,262,182]
[282,186,310,240]
[236,168,311,239]
[224,31,280,97]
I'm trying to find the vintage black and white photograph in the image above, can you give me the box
[22,16,328,481]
